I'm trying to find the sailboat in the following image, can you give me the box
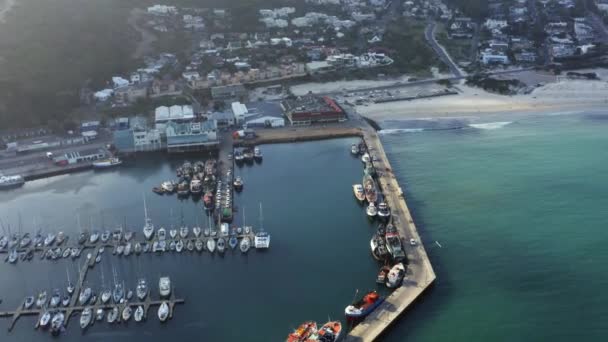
[254,203,270,249]
[142,195,155,240]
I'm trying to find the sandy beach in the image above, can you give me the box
[0,0,16,24]
[356,69,608,121]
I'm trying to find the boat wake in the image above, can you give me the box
[468,121,512,130]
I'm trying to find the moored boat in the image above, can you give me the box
[122,305,133,321]
[254,147,263,161]
[159,277,171,298]
[217,237,226,253]
[287,321,317,342]
[239,236,251,253]
[351,143,359,155]
[39,310,52,328]
[93,157,122,169]
[80,307,93,329]
[315,321,342,342]
[50,312,64,335]
[0,174,25,189]
[158,301,169,322]
[376,265,391,284]
[207,238,216,253]
[386,262,406,288]
[233,176,243,191]
[363,175,377,203]
[134,306,144,322]
[353,184,365,202]
[366,202,378,218]
[377,202,391,220]
[345,290,384,320]
[107,307,119,324]
[385,225,405,261]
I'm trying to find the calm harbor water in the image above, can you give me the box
[381,112,608,341]
[0,138,382,341]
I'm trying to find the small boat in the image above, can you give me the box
[93,157,122,169]
[287,321,317,342]
[240,236,251,253]
[351,143,359,155]
[134,242,142,254]
[177,180,189,196]
[62,295,70,307]
[89,231,100,244]
[187,240,194,251]
[190,179,202,195]
[124,242,132,256]
[67,282,75,295]
[254,231,270,249]
[80,307,93,329]
[101,230,111,243]
[143,243,150,253]
[236,227,243,235]
[107,306,119,323]
[207,238,216,253]
[361,153,370,163]
[345,290,384,319]
[50,312,64,335]
[385,225,405,261]
[19,233,31,248]
[79,287,92,305]
[23,296,35,309]
[56,231,66,245]
[192,227,201,237]
[386,263,406,288]
[217,237,226,253]
[113,283,124,303]
[50,289,61,307]
[195,239,204,252]
[158,301,169,322]
[233,177,243,191]
[203,191,214,210]
[95,254,102,263]
[36,291,48,308]
[169,241,176,251]
[169,229,178,239]
[179,226,189,239]
[353,184,366,202]
[136,278,148,300]
[90,293,97,305]
[363,174,377,203]
[157,227,166,241]
[366,202,378,218]
[203,228,210,237]
[96,308,105,321]
[44,233,56,246]
[39,310,52,328]
[152,186,164,195]
[116,245,124,255]
[101,290,112,304]
[8,249,18,263]
[0,236,8,249]
[254,147,263,161]
[61,247,71,258]
[175,240,184,253]
[161,181,175,193]
[220,223,229,237]
[124,231,134,241]
[112,229,122,243]
[127,290,133,300]
[376,265,391,284]
[316,321,342,342]
[244,226,251,234]
[159,277,171,298]
[228,236,238,249]
[122,306,133,321]
[377,202,391,219]
[134,306,144,322]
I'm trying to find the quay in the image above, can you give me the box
[344,125,436,341]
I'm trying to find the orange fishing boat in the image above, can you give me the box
[315,321,342,342]
[287,321,317,342]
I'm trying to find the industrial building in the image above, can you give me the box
[154,105,195,130]
[165,120,219,153]
[242,101,286,128]
[281,96,346,125]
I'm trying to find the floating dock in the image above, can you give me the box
[344,126,436,341]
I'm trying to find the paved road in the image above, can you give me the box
[424,21,464,78]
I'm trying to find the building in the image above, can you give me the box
[209,112,236,128]
[133,129,162,152]
[281,96,346,125]
[165,121,219,153]
[231,102,249,123]
[243,102,286,128]
[154,105,195,130]
[64,148,106,164]
[480,49,509,64]
[112,77,130,89]
[114,84,148,104]
[211,84,248,102]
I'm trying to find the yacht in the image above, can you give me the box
[100,230,110,243]
[36,291,48,308]
[377,202,391,220]
[0,174,25,189]
[175,240,184,253]
[228,236,238,250]
[220,223,229,237]
[80,307,93,329]
[159,277,171,298]
[158,301,169,322]
[50,312,65,335]
[361,153,370,163]
[179,226,189,239]
[142,196,155,240]
[101,290,111,304]
[112,229,122,243]
[217,237,226,253]
[177,180,189,196]
[233,177,243,191]
[240,236,251,253]
[353,184,366,202]
[206,238,216,253]
[134,306,144,322]
[169,229,177,239]
[136,278,148,300]
[50,290,61,308]
[253,147,263,161]
[187,240,194,251]
[134,242,142,254]
[89,231,100,244]
[19,233,31,248]
[351,143,359,155]
[79,287,92,305]
[192,227,201,237]
[244,226,251,234]
[113,283,124,303]
[366,203,378,218]
[161,181,175,193]
[96,308,105,321]
[254,231,270,249]
[157,227,166,241]
[39,311,52,328]
[107,307,119,324]
[124,231,134,241]
[23,296,35,309]
[44,233,56,247]
[195,239,204,252]
[92,157,122,169]
[122,306,133,322]
[386,263,406,288]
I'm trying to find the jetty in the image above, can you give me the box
[344,126,436,341]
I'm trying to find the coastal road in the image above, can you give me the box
[424,21,465,78]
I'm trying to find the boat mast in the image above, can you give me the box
[259,203,264,232]
[143,194,149,222]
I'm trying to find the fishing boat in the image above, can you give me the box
[377,202,391,220]
[136,278,148,300]
[376,265,391,284]
[158,302,169,322]
[107,307,119,323]
[177,180,189,196]
[351,143,359,155]
[207,238,216,253]
[234,151,244,164]
[96,308,105,321]
[370,234,389,261]
[161,181,176,193]
[23,296,35,309]
[169,229,177,239]
[39,311,52,328]
[228,236,238,249]
[92,157,122,169]
[353,184,366,202]
[50,289,61,307]
[79,287,92,305]
[134,306,144,322]
[345,290,384,320]
[287,321,317,342]
[240,236,251,253]
[192,227,201,237]
[243,148,254,163]
[80,307,93,329]
[179,226,189,239]
[203,192,214,210]
[363,174,377,203]
[315,321,342,342]
[254,147,263,161]
[159,277,171,298]
[385,225,405,261]
[190,179,202,195]
[36,291,48,308]
[233,176,243,191]
[50,312,64,335]
[175,240,184,253]
[386,262,406,288]
[366,202,378,218]
[217,237,226,253]
[143,196,155,240]
[195,239,204,252]
[122,306,133,321]
[0,174,25,189]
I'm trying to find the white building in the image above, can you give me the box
[112,76,130,89]
[231,102,249,123]
[485,19,508,30]
[133,129,162,151]
[182,71,201,81]
[94,89,113,102]
[155,105,195,130]
[481,49,509,64]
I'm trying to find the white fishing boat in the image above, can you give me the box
[175,240,184,253]
[240,236,251,253]
[0,174,25,189]
[93,157,122,169]
[351,143,359,155]
[386,263,406,288]
[142,196,155,240]
[159,277,171,298]
[206,238,216,253]
[80,307,93,329]
[353,184,366,202]
[169,229,177,239]
[366,202,378,218]
[134,306,144,322]
[158,302,169,322]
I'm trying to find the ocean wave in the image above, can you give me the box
[468,121,513,130]
[378,128,425,135]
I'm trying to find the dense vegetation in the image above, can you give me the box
[382,19,442,74]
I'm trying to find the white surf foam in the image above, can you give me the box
[378,128,425,135]
[468,121,512,130]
